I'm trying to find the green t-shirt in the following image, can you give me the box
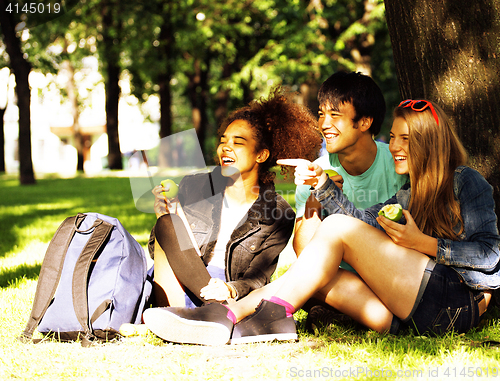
[295,140,408,272]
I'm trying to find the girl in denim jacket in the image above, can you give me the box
[142,100,499,344]
[265,99,499,336]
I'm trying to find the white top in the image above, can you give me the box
[209,194,252,269]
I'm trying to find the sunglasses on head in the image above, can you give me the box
[398,99,440,126]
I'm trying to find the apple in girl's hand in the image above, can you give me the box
[378,204,403,222]
[161,179,179,199]
[324,169,339,178]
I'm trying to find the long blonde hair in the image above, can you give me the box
[394,101,468,239]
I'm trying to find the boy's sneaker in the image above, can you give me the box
[143,303,233,346]
[230,300,297,344]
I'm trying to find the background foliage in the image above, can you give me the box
[1,0,397,170]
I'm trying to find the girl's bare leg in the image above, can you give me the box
[227,275,285,320]
[314,268,394,332]
[273,214,429,322]
[227,265,394,332]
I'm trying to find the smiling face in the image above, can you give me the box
[318,101,362,154]
[389,117,410,175]
[217,120,269,180]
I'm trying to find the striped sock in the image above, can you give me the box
[268,296,295,318]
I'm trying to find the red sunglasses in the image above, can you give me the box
[398,99,440,126]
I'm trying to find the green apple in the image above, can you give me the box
[324,169,339,178]
[160,179,179,199]
[378,203,403,222]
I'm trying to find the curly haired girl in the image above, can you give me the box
[148,86,322,310]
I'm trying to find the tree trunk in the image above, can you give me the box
[385,0,500,222]
[104,61,122,170]
[187,58,210,160]
[0,2,36,184]
[0,105,5,173]
[155,14,176,169]
[158,18,174,140]
[299,80,319,116]
[101,1,123,170]
[349,0,378,75]
[63,60,85,171]
[214,63,232,128]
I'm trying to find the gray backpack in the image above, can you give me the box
[20,213,152,346]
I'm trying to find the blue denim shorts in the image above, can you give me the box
[184,265,226,308]
[391,262,485,335]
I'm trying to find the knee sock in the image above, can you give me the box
[221,296,295,324]
[155,214,213,303]
[221,305,237,324]
[268,296,295,318]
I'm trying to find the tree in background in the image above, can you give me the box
[0,67,8,173]
[99,0,123,169]
[24,13,96,172]
[243,0,397,135]
[1,0,399,174]
[0,0,35,184]
[385,0,500,222]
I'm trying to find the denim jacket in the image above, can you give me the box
[149,167,295,299]
[312,166,500,290]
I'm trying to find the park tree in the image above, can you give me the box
[245,0,397,130]
[0,0,36,184]
[24,13,96,172]
[0,66,8,173]
[127,0,277,161]
[384,0,500,223]
[183,0,275,156]
[74,0,149,170]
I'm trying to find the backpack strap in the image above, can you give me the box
[19,213,87,342]
[72,219,114,346]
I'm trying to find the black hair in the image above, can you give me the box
[317,71,386,136]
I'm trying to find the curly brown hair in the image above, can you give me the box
[218,86,323,183]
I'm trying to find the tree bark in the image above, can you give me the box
[0,105,5,173]
[0,1,36,184]
[385,0,500,222]
[101,1,123,170]
[63,60,85,171]
[187,58,210,160]
[214,63,232,129]
[158,18,174,140]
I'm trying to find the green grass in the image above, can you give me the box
[1,172,500,380]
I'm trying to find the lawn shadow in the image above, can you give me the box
[0,263,41,288]
[0,176,148,258]
[0,207,75,259]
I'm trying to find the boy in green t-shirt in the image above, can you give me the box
[293,72,408,273]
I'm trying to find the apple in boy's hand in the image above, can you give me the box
[161,179,179,199]
[324,169,339,178]
[378,204,403,222]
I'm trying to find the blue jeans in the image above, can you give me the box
[392,263,485,335]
